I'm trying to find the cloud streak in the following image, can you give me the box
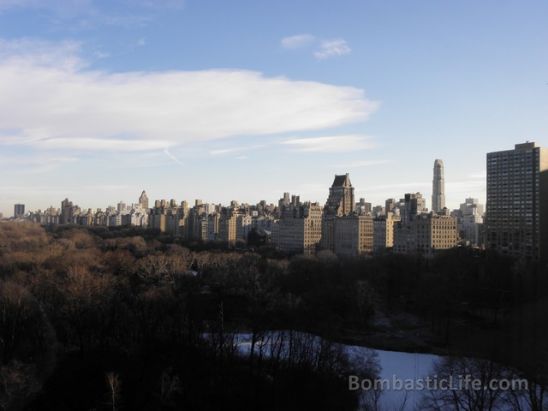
[281,34,352,60]
[0,0,184,29]
[331,159,390,168]
[0,39,378,153]
[314,39,351,60]
[281,34,315,49]
[282,135,375,152]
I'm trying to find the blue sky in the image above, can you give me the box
[1,0,547,215]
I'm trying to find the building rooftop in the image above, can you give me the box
[332,173,351,187]
[515,142,536,151]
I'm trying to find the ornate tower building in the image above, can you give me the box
[139,190,149,209]
[321,173,355,251]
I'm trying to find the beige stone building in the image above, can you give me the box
[207,212,221,241]
[149,200,189,235]
[79,209,94,226]
[333,215,374,257]
[373,212,399,251]
[149,204,167,232]
[394,213,458,256]
[219,209,238,245]
[236,214,253,242]
[277,201,322,255]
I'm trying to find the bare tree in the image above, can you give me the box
[106,372,121,411]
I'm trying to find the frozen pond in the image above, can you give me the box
[218,331,540,411]
[347,344,442,409]
[227,331,442,410]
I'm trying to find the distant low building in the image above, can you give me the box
[373,212,399,251]
[394,213,459,256]
[333,214,374,257]
[14,204,25,218]
[277,198,322,255]
[219,208,238,244]
[60,198,81,224]
[399,193,427,224]
[28,206,60,225]
[355,198,372,216]
[456,198,484,247]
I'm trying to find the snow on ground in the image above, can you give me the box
[229,331,442,410]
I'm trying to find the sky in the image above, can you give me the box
[0,0,547,216]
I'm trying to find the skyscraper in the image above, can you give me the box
[321,174,355,251]
[324,174,355,216]
[486,142,548,260]
[60,198,77,224]
[13,204,25,218]
[400,193,426,224]
[139,190,149,209]
[458,198,484,247]
[432,159,445,213]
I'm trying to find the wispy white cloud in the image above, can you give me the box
[0,38,85,70]
[282,135,375,153]
[295,183,326,195]
[468,171,486,179]
[93,50,110,59]
[0,0,91,12]
[209,147,243,156]
[0,154,78,174]
[0,0,184,11]
[163,148,184,165]
[209,144,265,156]
[366,182,430,192]
[281,34,315,49]
[0,0,26,10]
[0,0,183,28]
[0,0,100,22]
[446,180,486,190]
[314,39,351,60]
[8,137,175,151]
[0,39,377,152]
[331,159,390,168]
[128,0,184,10]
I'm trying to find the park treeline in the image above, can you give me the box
[0,222,375,410]
[1,222,548,410]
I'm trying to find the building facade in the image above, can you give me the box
[333,215,374,257]
[456,198,484,247]
[432,159,446,213]
[486,142,548,260]
[321,174,355,251]
[373,212,399,251]
[139,190,149,209]
[277,200,322,255]
[400,193,427,224]
[13,204,25,218]
[394,213,459,256]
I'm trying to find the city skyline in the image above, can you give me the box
[10,161,483,216]
[1,1,548,215]
[0,151,512,216]
[2,3,548,409]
